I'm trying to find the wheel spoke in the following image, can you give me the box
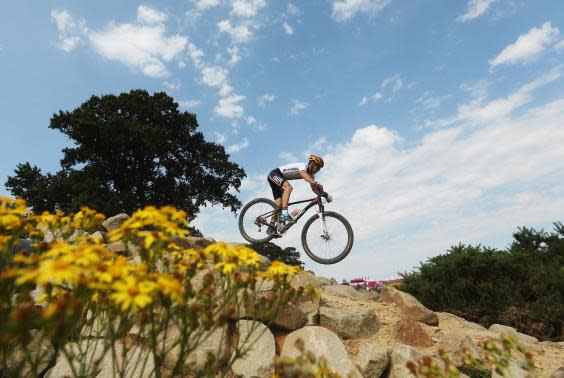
[303,213,351,263]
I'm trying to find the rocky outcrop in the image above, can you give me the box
[102,213,129,232]
[319,306,379,339]
[231,320,275,378]
[280,326,362,378]
[437,331,480,366]
[489,323,539,344]
[388,344,422,378]
[380,286,439,326]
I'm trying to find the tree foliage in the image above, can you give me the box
[400,222,564,341]
[6,90,246,218]
[248,242,305,267]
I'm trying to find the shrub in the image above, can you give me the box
[400,223,564,340]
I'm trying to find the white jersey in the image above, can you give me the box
[278,162,309,180]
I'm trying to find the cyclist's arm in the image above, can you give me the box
[299,170,316,185]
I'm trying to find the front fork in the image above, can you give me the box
[317,202,329,237]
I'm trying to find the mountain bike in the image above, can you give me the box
[238,193,354,264]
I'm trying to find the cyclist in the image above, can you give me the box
[266,155,324,233]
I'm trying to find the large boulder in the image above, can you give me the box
[102,213,129,232]
[395,318,433,348]
[491,356,536,378]
[318,306,379,339]
[322,285,368,301]
[437,331,481,366]
[388,344,422,378]
[488,324,538,344]
[231,320,275,378]
[280,326,362,378]
[162,325,231,377]
[380,286,439,326]
[353,342,389,378]
[45,341,154,378]
[171,236,214,250]
[550,367,564,378]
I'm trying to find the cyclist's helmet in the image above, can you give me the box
[308,155,324,167]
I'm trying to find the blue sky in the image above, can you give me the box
[2,0,564,281]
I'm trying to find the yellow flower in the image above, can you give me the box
[0,214,21,230]
[110,276,157,312]
[260,261,300,280]
[214,261,238,275]
[36,258,82,286]
[155,275,184,303]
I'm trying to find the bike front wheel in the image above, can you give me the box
[238,198,278,244]
[301,211,353,264]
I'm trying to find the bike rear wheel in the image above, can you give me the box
[301,211,353,264]
[238,198,278,243]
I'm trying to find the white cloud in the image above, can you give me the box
[555,40,564,52]
[228,46,241,66]
[359,97,368,106]
[415,91,450,110]
[258,93,276,107]
[457,0,496,23]
[279,152,298,162]
[290,99,308,115]
[218,20,253,43]
[163,80,181,90]
[226,138,249,153]
[283,22,294,35]
[178,99,202,108]
[195,0,221,10]
[287,3,300,16]
[50,9,87,52]
[427,66,561,127]
[230,0,266,18]
[331,0,392,22]
[219,83,234,96]
[371,92,383,102]
[201,65,228,87]
[490,22,560,67]
[381,73,401,89]
[214,94,246,118]
[137,5,167,24]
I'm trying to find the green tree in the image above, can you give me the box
[6,90,246,219]
[248,242,305,267]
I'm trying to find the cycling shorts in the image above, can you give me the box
[267,168,286,200]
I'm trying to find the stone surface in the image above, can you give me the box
[106,241,127,253]
[102,213,130,232]
[231,320,275,378]
[550,367,564,378]
[163,325,231,376]
[319,306,379,339]
[437,331,481,366]
[395,318,434,348]
[172,236,214,249]
[322,284,367,301]
[5,330,55,377]
[491,356,536,378]
[380,286,439,326]
[353,342,389,378]
[280,326,362,378]
[315,276,334,286]
[45,341,154,378]
[489,323,539,344]
[388,344,422,378]
[272,303,308,331]
[90,231,106,243]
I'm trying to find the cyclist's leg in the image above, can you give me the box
[280,182,293,220]
[267,170,285,223]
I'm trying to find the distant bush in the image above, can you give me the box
[400,222,564,341]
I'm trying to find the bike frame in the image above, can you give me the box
[257,194,329,234]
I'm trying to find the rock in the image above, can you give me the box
[5,330,55,377]
[388,344,422,378]
[272,303,308,331]
[90,231,106,243]
[437,331,480,366]
[322,285,367,301]
[353,342,389,378]
[102,213,129,232]
[550,367,564,378]
[395,319,433,348]
[318,306,379,339]
[380,286,439,326]
[488,324,539,344]
[45,341,154,378]
[291,271,322,290]
[491,356,536,378]
[163,325,231,376]
[231,320,275,378]
[106,241,127,254]
[315,276,334,286]
[280,326,362,378]
[172,236,214,249]
[68,229,89,242]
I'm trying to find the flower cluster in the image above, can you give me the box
[1,197,304,377]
